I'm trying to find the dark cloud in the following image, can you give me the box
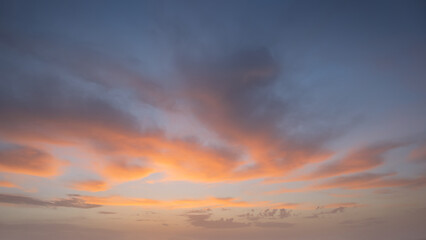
[238,208,292,221]
[305,207,346,219]
[177,46,335,179]
[0,193,101,208]
[98,211,116,214]
[184,213,250,229]
[326,207,345,214]
[186,208,212,214]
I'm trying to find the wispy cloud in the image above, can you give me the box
[0,193,101,208]
[0,145,66,177]
[298,143,400,180]
[69,180,109,192]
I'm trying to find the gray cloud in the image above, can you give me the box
[0,193,101,208]
[184,213,250,229]
[305,207,346,219]
[98,211,116,214]
[186,208,212,214]
[238,208,292,221]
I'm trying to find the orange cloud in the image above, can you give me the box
[269,172,426,195]
[409,143,426,162]
[0,45,335,184]
[323,202,363,208]
[77,195,268,209]
[0,145,66,177]
[69,180,109,192]
[312,173,426,190]
[270,202,302,210]
[0,180,18,188]
[101,160,154,182]
[297,143,399,180]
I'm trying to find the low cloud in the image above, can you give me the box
[0,193,101,208]
[305,207,347,219]
[238,208,292,221]
[185,213,250,229]
[98,211,116,214]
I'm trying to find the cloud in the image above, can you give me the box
[186,208,212,214]
[185,213,250,229]
[238,208,292,221]
[312,172,426,190]
[69,180,109,192]
[0,30,342,185]
[299,143,400,180]
[326,207,346,214]
[0,145,65,177]
[322,202,363,208]
[409,143,426,163]
[98,211,116,214]
[305,207,347,219]
[100,160,154,182]
[177,47,335,180]
[0,180,18,188]
[0,193,101,208]
[77,195,267,209]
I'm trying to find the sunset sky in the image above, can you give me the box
[0,1,426,240]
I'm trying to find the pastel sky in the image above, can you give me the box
[0,1,426,240]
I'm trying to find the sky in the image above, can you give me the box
[0,0,426,239]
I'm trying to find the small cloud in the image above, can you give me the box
[323,202,363,208]
[184,213,250,229]
[305,207,346,219]
[186,208,212,214]
[238,208,292,221]
[0,180,18,188]
[69,180,109,192]
[98,211,116,214]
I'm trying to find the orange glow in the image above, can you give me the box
[69,180,109,192]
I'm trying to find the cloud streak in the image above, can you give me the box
[0,193,101,208]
